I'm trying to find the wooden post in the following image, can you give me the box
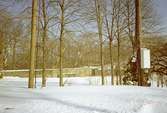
[135,0,142,86]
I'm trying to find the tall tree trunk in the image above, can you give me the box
[157,75,160,87]
[0,33,3,79]
[117,25,121,85]
[135,0,142,86]
[104,0,115,85]
[35,35,38,88]
[105,14,114,85]
[29,0,37,88]
[116,0,121,85]
[95,0,104,85]
[35,0,41,88]
[42,0,47,87]
[117,33,121,85]
[12,41,16,70]
[161,75,163,88]
[109,40,114,85]
[59,0,65,87]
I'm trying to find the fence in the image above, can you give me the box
[0,67,111,78]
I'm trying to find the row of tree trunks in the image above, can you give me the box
[27,0,143,88]
[28,0,71,88]
[29,0,48,88]
[157,75,166,88]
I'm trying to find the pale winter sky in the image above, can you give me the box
[153,0,167,33]
[1,0,167,34]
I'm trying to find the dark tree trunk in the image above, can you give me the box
[135,0,142,86]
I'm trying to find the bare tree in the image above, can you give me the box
[58,0,65,86]
[115,0,122,85]
[0,9,13,78]
[41,0,48,87]
[49,0,82,86]
[152,41,167,87]
[29,0,37,88]
[104,0,116,85]
[11,23,22,69]
[124,0,135,54]
[94,0,104,85]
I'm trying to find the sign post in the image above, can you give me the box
[141,48,151,69]
[141,48,151,86]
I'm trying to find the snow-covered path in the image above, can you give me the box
[0,77,167,113]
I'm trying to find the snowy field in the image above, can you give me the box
[0,77,167,113]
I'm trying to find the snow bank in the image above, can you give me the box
[0,77,167,113]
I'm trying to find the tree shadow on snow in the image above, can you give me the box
[35,92,118,113]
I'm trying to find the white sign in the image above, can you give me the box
[141,48,151,69]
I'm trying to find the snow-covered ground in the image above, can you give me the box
[0,77,167,113]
